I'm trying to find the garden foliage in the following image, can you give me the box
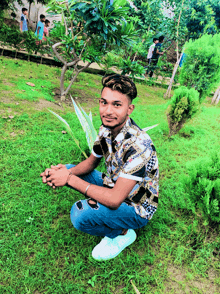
[119,57,145,78]
[0,21,44,56]
[183,154,220,223]
[47,0,137,99]
[166,86,199,136]
[179,33,220,101]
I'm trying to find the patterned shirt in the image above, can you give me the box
[92,118,159,219]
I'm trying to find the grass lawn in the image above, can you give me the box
[0,56,220,294]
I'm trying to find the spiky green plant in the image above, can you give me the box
[49,97,159,158]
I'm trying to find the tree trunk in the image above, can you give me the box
[29,3,32,22]
[211,86,220,105]
[164,53,183,99]
[60,64,68,100]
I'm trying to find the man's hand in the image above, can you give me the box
[40,164,67,188]
[46,167,70,187]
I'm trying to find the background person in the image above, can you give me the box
[43,19,50,42]
[149,35,165,78]
[20,8,28,33]
[35,14,45,44]
[40,74,159,262]
[147,38,159,65]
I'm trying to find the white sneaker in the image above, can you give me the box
[92,229,137,261]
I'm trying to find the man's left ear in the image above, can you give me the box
[128,104,135,115]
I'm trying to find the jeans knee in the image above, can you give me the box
[70,200,86,231]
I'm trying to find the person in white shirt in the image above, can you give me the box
[147,38,159,65]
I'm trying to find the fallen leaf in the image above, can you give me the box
[41,86,45,88]
[62,130,67,134]
[22,90,26,92]
[26,82,35,87]
[8,115,14,119]
[2,116,7,119]
[15,102,19,105]
[10,132,16,137]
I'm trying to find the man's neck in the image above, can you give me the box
[110,117,129,140]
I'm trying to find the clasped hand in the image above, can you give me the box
[40,164,69,189]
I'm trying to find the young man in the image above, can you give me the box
[40,75,159,261]
[35,14,46,44]
[149,35,165,78]
[147,38,159,65]
[20,8,28,33]
[43,19,50,42]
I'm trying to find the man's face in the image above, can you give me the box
[155,40,159,44]
[99,87,134,134]
[24,10,28,15]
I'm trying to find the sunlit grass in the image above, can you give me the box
[0,56,220,293]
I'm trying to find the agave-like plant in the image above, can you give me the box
[48,96,97,158]
[49,96,159,159]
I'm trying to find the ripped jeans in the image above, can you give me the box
[66,164,149,239]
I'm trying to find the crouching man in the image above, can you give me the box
[40,74,159,261]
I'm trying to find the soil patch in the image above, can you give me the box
[35,99,65,112]
[166,265,220,294]
[53,87,98,110]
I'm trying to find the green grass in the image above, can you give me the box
[0,56,220,294]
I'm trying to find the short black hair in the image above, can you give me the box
[45,19,50,25]
[153,38,158,42]
[159,36,165,42]
[40,14,45,20]
[22,8,27,13]
[102,74,137,101]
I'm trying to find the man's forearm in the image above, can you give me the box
[67,174,119,209]
[69,155,100,177]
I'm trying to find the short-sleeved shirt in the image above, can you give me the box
[35,21,44,40]
[152,43,162,60]
[92,118,159,220]
[147,43,156,59]
[43,27,49,41]
[21,13,28,32]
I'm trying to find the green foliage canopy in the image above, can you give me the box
[179,33,220,101]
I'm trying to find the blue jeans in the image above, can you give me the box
[66,164,149,238]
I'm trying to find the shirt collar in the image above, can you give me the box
[102,117,132,146]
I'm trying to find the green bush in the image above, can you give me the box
[119,57,145,78]
[166,86,199,136]
[0,21,45,55]
[179,33,220,102]
[183,154,220,224]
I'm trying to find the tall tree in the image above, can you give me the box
[48,0,137,100]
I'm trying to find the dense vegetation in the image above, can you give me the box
[0,56,220,293]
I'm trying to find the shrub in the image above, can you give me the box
[119,57,145,78]
[183,154,220,224]
[166,86,199,136]
[179,33,220,102]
